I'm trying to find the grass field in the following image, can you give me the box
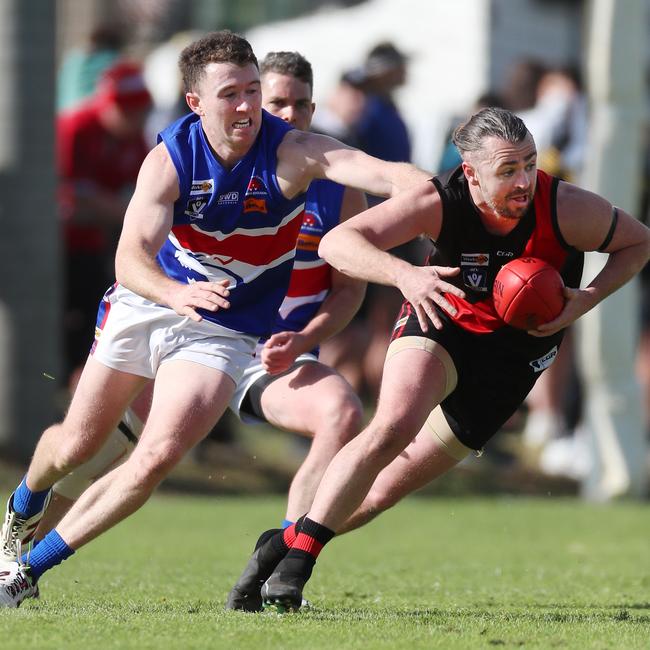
[0,494,648,649]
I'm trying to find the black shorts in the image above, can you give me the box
[391,302,565,449]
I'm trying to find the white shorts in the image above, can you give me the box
[54,407,144,500]
[229,348,318,424]
[92,284,257,383]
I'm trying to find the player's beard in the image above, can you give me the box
[488,190,533,220]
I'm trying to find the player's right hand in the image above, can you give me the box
[528,286,588,337]
[260,331,304,375]
[167,279,231,322]
[396,265,465,332]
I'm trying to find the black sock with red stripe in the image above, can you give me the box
[257,515,306,569]
[279,517,335,580]
[291,517,335,559]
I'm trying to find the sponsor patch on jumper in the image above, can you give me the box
[243,197,267,213]
[529,346,558,373]
[217,191,239,204]
[190,179,214,196]
[297,233,321,252]
[461,253,489,266]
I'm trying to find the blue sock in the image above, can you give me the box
[12,476,51,518]
[281,519,294,529]
[22,529,74,581]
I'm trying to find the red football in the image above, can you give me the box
[493,257,565,330]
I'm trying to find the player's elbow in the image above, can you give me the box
[114,251,128,285]
[642,227,650,264]
[318,230,338,266]
[114,243,137,286]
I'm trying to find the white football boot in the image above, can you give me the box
[0,559,38,608]
[1,491,51,562]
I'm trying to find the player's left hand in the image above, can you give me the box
[261,331,306,375]
[527,286,590,337]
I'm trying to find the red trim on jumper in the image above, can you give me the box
[292,532,324,558]
[171,217,302,266]
[285,264,331,296]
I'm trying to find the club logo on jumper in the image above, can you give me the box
[529,346,558,373]
[297,210,324,251]
[461,252,490,292]
[217,191,239,205]
[302,210,323,231]
[189,179,214,196]
[245,176,268,197]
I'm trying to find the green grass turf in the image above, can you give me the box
[0,494,648,649]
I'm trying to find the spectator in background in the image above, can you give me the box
[500,58,547,113]
[519,65,588,183]
[352,41,411,164]
[320,41,417,400]
[57,24,126,112]
[58,60,152,387]
[310,71,366,149]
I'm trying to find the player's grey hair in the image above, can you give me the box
[452,107,529,156]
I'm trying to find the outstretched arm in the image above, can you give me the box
[262,188,368,375]
[115,144,231,322]
[276,130,431,199]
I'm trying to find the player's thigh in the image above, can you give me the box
[136,359,237,458]
[260,362,360,435]
[63,356,147,439]
[372,344,454,434]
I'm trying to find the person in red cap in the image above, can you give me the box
[57,59,153,388]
